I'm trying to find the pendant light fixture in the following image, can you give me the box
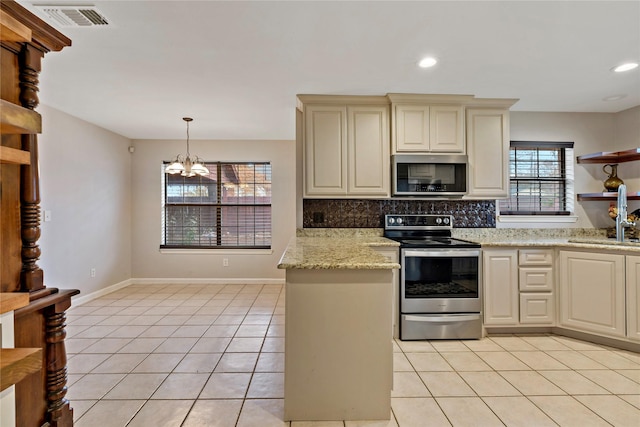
[165,117,210,177]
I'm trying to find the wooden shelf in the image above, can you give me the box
[0,293,30,315]
[0,9,32,43]
[576,148,640,164]
[0,146,30,165]
[0,99,42,134]
[577,192,640,201]
[0,348,42,391]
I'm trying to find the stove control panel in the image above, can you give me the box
[385,214,453,229]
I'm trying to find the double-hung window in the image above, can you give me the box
[162,162,272,249]
[499,141,574,216]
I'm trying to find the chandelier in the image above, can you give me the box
[165,117,209,177]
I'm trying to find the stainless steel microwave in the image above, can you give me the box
[392,154,468,196]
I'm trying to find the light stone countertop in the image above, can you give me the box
[292,228,640,256]
[277,236,400,270]
[452,228,640,253]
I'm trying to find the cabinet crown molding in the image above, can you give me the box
[466,98,519,109]
[297,94,389,106]
[387,93,475,104]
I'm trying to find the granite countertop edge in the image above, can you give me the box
[281,230,640,269]
[277,236,400,270]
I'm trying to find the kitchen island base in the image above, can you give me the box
[284,269,393,421]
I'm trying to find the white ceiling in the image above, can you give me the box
[16,0,640,140]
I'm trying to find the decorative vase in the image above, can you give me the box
[602,164,624,191]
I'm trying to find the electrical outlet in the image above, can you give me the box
[223,258,229,267]
[90,268,96,278]
[44,210,52,222]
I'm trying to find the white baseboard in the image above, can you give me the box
[71,279,134,306]
[71,277,285,306]
[131,278,285,285]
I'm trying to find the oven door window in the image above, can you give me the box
[404,256,478,299]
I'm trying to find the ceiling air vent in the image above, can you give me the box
[34,5,109,27]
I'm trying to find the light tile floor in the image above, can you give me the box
[64,283,640,427]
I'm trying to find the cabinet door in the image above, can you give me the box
[430,105,464,153]
[394,104,430,152]
[519,267,554,291]
[519,249,553,266]
[483,249,519,325]
[347,106,390,196]
[559,251,625,338]
[520,293,555,324]
[465,108,509,199]
[627,255,640,342]
[304,105,347,196]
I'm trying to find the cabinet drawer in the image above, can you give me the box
[520,293,555,325]
[519,249,553,266]
[519,267,554,291]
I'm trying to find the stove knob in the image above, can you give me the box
[443,217,450,225]
[397,217,403,224]
[388,217,395,225]
[435,217,442,224]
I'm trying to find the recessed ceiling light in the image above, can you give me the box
[612,62,638,72]
[603,94,627,102]
[418,57,438,68]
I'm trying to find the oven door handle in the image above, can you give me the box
[404,314,481,323]
[402,249,481,258]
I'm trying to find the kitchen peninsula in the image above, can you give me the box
[277,236,399,421]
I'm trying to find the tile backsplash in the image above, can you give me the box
[303,199,496,228]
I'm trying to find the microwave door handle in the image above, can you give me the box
[404,314,481,323]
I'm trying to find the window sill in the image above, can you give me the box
[159,248,273,255]
[497,215,578,224]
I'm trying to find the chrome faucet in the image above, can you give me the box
[616,184,636,242]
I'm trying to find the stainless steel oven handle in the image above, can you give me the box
[404,314,481,323]
[402,249,481,258]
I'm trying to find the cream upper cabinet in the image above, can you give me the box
[626,255,640,342]
[347,105,390,196]
[304,104,348,196]
[465,108,510,199]
[394,104,430,152]
[559,250,626,338]
[430,105,465,152]
[388,94,471,155]
[302,97,389,198]
[392,104,464,154]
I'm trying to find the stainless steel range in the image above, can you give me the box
[383,214,482,340]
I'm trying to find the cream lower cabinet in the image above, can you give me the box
[625,255,640,342]
[484,248,555,327]
[303,102,389,197]
[465,108,510,199]
[483,249,519,325]
[518,249,554,325]
[559,250,626,338]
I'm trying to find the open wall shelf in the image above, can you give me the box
[576,148,640,164]
[576,148,639,201]
[577,192,640,201]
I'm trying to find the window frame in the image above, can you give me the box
[499,141,574,216]
[161,161,272,250]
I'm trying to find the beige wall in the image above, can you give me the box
[510,110,639,229]
[130,138,296,282]
[613,106,640,203]
[38,105,133,296]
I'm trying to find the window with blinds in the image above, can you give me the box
[161,162,272,249]
[499,141,574,215]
